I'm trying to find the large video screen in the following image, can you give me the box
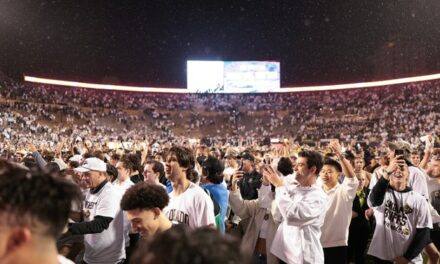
[187,60,280,93]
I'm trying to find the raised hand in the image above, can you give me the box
[328,139,342,156]
[262,165,283,187]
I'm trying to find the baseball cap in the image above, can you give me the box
[74,157,107,173]
[69,154,83,163]
[53,158,68,171]
[238,151,255,162]
[224,149,238,159]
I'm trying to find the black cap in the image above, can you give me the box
[238,151,255,162]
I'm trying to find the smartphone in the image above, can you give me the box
[238,160,243,171]
[395,149,404,157]
[395,149,405,162]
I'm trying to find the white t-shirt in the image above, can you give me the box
[367,189,433,263]
[58,255,75,264]
[408,166,429,198]
[319,176,358,248]
[164,182,215,228]
[113,178,135,193]
[426,176,440,197]
[83,182,125,264]
[271,184,328,264]
[113,178,135,247]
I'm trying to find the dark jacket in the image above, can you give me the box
[238,169,262,200]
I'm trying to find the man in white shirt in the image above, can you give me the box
[113,155,136,262]
[69,157,125,264]
[318,140,358,264]
[163,146,215,228]
[368,154,432,264]
[264,150,328,264]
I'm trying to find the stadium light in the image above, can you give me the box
[23,76,188,93]
[281,73,440,92]
[24,73,440,93]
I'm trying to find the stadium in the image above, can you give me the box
[1,1,440,264]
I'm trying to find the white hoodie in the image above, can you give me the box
[271,184,328,264]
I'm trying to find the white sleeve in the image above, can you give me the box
[417,197,433,229]
[229,190,257,219]
[258,184,274,209]
[409,167,429,199]
[342,176,359,200]
[194,192,216,227]
[429,203,440,224]
[275,186,327,227]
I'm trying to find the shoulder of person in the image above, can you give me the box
[101,182,123,197]
[410,190,430,204]
[409,166,426,176]
[191,183,212,196]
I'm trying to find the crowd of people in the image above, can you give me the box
[1,76,440,146]
[1,132,440,264]
[1,74,440,264]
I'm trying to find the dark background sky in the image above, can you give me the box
[1,0,440,87]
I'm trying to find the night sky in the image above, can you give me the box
[1,0,440,87]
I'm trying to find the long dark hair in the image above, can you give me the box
[168,146,198,182]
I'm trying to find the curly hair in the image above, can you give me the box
[130,225,249,264]
[0,159,81,239]
[121,182,169,211]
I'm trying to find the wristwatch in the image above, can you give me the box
[383,168,392,176]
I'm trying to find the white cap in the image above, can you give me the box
[74,157,107,173]
[69,154,83,163]
[53,158,68,171]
